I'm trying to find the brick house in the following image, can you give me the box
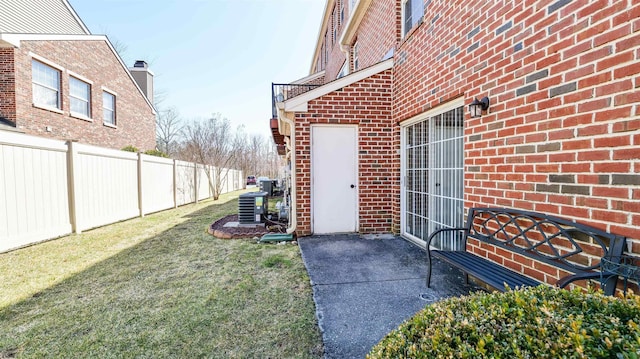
[0,0,156,150]
[271,0,640,285]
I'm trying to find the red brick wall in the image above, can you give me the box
[293,69,398,235]
[325,38,347,82]
[350,0,398,71]
[392,0,640,281]
[294,0,640,288]
[318,1,349,81]
[317,0,400,79]
[11,39,156,150]
[0,48,16,125]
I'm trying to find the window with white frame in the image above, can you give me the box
[32,60,61,109]
[353,42,359,71]
[403,0,424,36]
[69,77,91,118]
[340,0,345,23]
[332,5,338,44]
[103,91,116,126]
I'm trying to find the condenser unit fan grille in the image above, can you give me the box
[238,192,268,224]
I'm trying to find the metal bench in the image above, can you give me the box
[426,207,627,296]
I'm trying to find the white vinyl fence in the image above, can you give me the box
[0,131,243,252]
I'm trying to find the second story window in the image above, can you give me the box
[403,0,424,36]
[103,91,116,126]
[32,60,61,109]
[340,0,345,23]
[69,77,91,118]
[353,42,359,71]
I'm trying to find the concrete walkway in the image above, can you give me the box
[298,234,474,359]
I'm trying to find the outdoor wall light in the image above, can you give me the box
[469,97,490,118]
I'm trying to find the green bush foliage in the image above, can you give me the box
[368,286,640,359]
[143,149,169,158]
[121,145,139,152]
[120,147,168,158]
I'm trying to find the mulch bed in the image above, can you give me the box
[208,214,273,239]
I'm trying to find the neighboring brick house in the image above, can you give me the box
[0,0,156,150]
[271,0,640,285]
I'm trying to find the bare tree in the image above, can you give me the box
[250,138,281,179]
[156,107,183,156]
[235,132,266,184]
[180,114,241,200]
[106,35,129,64]
[248,134,264,177]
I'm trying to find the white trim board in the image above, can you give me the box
[285,58,393,113]
[399,97,466,127]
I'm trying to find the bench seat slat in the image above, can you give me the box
[432,250,541,291]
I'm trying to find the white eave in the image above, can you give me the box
[62,0,91,34]
[285,58,393,113]
[339,0,373,47]
[0,33,156,115]
[309,0,336,74]
[0,33,104,47]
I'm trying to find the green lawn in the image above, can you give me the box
[0,190,322,358]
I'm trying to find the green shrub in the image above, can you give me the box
[143,149,169,158]
[368,286,640,359]
[121,145,139,153]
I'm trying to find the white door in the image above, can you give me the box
[312,125,358,233]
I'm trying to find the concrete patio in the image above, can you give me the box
[298,234,477,359]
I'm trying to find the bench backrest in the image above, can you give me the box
[464,207,627,274]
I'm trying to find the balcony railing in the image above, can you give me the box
[271,83,321,118]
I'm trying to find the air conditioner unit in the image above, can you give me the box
[259,179,278,197]
[238,191,268,224]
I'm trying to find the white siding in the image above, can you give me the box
[0,0,88,34]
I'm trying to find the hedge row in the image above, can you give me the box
[369,286,640,358]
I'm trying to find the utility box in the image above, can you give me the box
[259,179,277,197]
[238,192,268,224]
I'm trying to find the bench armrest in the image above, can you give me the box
[426,227,467,251]
[557,272,619,296]
[425,227,467,288]
[557,272,600,288]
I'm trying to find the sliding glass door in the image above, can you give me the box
[402,106,464,249]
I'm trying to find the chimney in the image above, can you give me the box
[129,60,154,104]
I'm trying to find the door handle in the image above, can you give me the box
[350,184,355,188]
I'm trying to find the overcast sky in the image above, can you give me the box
[69,0,325,137]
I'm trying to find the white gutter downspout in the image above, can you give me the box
[279,110,297,235]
